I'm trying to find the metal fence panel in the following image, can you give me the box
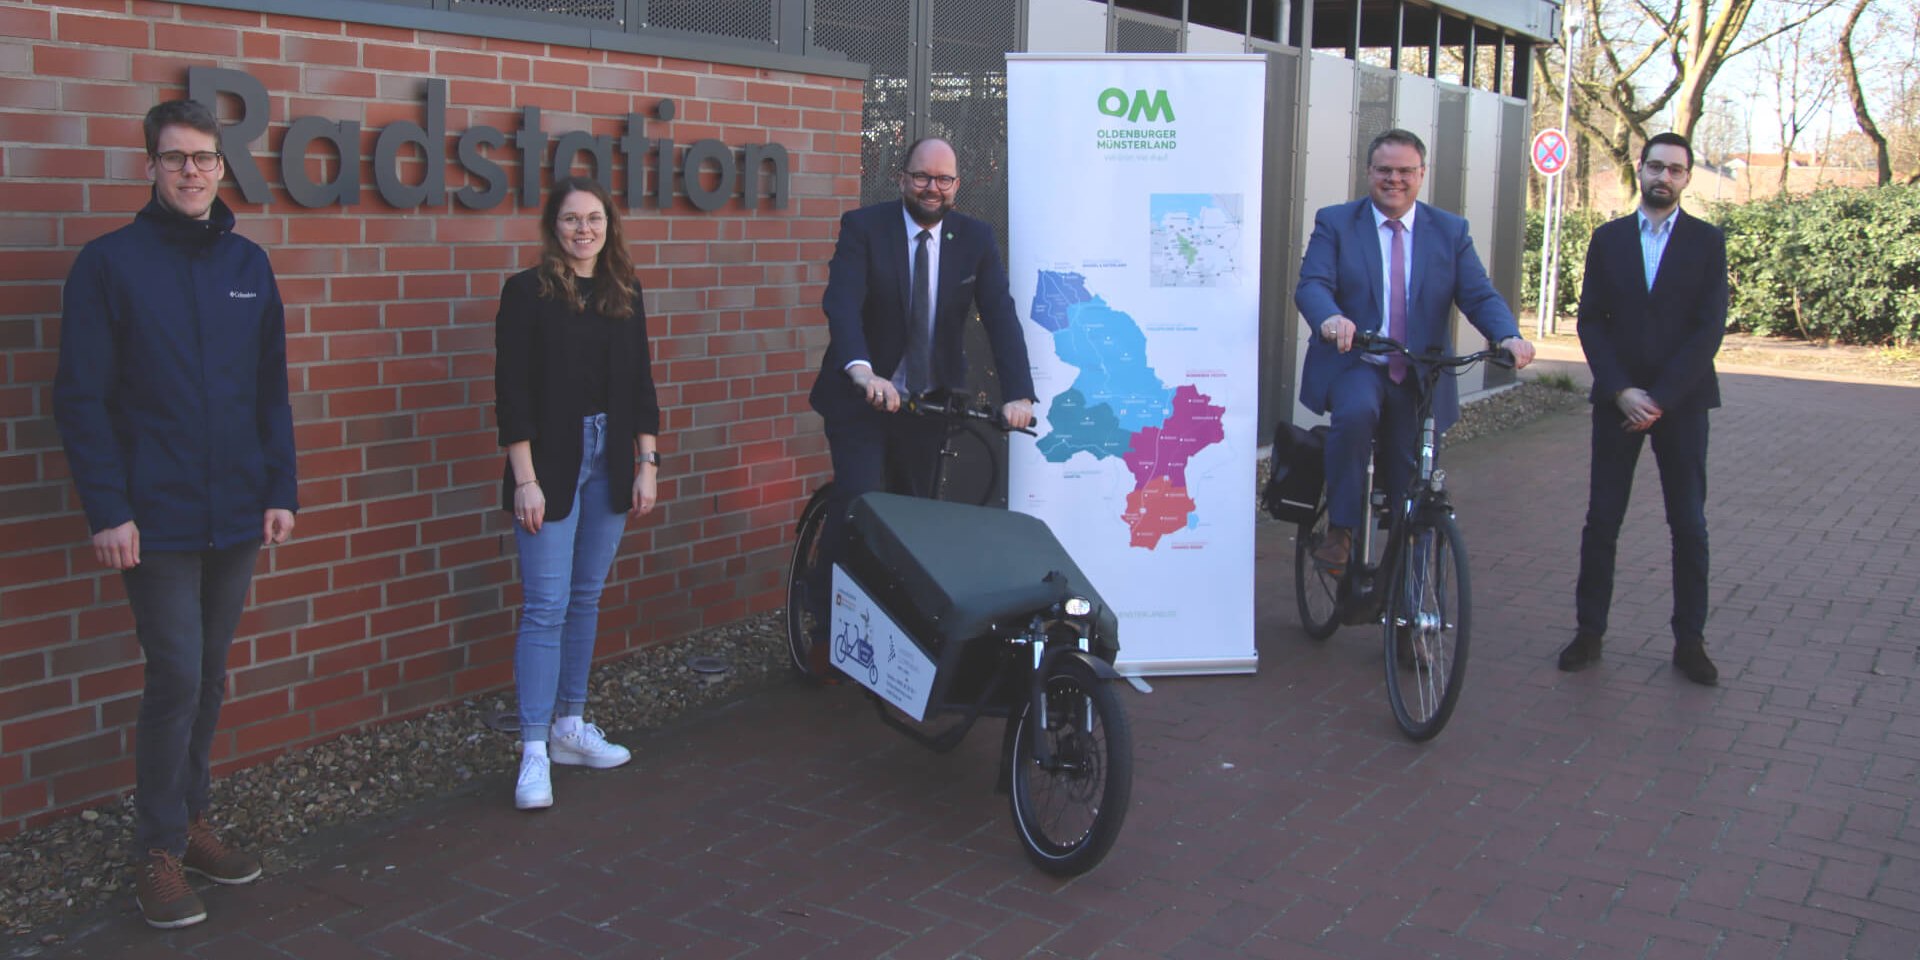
[456,0,624,25]
[1431,86,1468,215]
[1113,11,1183,52]
[932,0,1020,502]
[813,0,918,205]
[1351,65,1394,200]
[644,0,775,43]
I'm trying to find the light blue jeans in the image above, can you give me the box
[514,414,628,743]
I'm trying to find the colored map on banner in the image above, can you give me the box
[1030,270,1225,549]
[1149,194,1243,287]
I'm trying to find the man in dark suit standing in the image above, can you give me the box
[1557,132,1727,685]
[801,137,1036,672]
[1295,129,1535,571]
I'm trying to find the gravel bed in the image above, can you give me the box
[3,378,1585,947]
[2,612,792,946]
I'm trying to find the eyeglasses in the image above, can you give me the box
[903,171,958,190]
[154,151,223,173]
[558,214,607,230]
[1370,165,1423,180]
[1641,160,1689,179]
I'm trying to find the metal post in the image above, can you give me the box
[1536,4,1581,338]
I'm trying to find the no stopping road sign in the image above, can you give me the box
[1531,128,1569,176]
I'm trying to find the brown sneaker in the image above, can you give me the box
[136,849,207,929]
[184,817,262,885]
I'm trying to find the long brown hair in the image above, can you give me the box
[535,176,638,319]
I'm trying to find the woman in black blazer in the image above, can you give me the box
[494,176,661,811]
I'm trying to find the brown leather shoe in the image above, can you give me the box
[1557,630,1603,671]
[1312,526,1352,573]
[136,849,206,929]
[184,816,261,885]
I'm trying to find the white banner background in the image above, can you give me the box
[1006,54,1265,675]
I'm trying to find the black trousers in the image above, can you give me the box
[1575,402,1711,644]
[812,405,946,611]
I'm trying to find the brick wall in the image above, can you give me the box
[0,0,859,837]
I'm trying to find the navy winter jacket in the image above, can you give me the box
[54,195,298,552]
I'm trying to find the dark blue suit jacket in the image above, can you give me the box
[1293,198,1518,432]
[1576,210,1726,411]
[809,202,1035,419]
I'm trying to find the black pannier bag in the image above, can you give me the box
[1261,421,1328,524]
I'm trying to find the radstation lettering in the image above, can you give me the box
[188,67,790,213]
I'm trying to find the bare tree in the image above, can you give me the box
[1759,14,1840,194]
[1537,0,1839,199]
[1839,0,1892,184]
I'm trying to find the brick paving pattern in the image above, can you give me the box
[45,363,1920,958]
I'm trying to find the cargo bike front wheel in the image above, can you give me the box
[1008,655,1134,876]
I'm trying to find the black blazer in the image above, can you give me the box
[494,268,660,520]
[1576,209,1728,412]
[808,201,1035,420]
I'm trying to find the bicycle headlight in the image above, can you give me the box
[1063,597,1092,618]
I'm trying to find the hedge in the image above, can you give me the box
[1521,207,1609,319]
[1523,184,1920,346]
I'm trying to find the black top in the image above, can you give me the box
[568,276,612,415]
[494,268,660,521]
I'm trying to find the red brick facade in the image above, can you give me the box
[0,0,859,836]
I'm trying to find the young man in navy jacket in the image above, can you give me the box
[54,99,297,929]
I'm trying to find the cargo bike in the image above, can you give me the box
[785,392,1134,876]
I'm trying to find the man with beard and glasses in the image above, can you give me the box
[1557,132,1729,686]
[797,137,1036,679]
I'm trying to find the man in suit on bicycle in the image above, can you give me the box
[1294,129,1535,572]
[802,136,1037,673]
[1556,132,1726,686]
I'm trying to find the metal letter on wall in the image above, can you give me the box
[186,67,271,204]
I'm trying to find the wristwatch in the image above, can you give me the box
[638,451,660,468]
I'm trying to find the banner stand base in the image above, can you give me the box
[1119,656,1259,677]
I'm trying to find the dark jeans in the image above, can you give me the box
[122,540,261,855]
[1575,403,1711,643]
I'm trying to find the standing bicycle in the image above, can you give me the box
[1293,333,1514,741]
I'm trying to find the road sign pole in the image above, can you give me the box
[1531,128,1571,338]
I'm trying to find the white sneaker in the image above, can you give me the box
[548,723,631,769]
[514,753,552,810]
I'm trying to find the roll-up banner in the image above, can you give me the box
[1006,54,1266,676]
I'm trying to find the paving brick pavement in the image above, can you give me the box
[36,364,1920,959]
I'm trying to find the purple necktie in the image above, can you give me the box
[1386,218,1408,384]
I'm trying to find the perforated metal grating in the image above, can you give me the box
[1114,13,1182,52]
[1351,65,1394,199]
[456,0,622,25]
[645,0,775,43]
[813,0,916,206]
[929,0,1015,247]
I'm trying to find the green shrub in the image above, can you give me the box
[1525,186,1920,345]
[1521,207,1609,318]
[1710,184,1920,346]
